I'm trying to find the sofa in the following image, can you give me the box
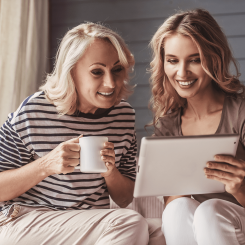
[110,196,166,245]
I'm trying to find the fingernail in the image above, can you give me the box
[207,162,212,167]
[214,155,219,160]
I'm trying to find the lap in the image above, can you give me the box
[0,205,148,245]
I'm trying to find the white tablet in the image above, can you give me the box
[133,134,239,198]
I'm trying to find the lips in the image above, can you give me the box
[176,79,197,86]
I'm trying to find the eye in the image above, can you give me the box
[166,59,178,64]
[112,65,124,73]
[190,58,201,63]
[91,69,104,76]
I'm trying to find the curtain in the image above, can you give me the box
[0,0,49,125]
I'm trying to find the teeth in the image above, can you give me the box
[98,91,114,96]
[177,80,196,86]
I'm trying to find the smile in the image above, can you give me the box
[97,91,114,96]
[176,79,197,86]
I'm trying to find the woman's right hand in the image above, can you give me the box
[41,137,81,175]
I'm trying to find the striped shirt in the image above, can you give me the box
[0,91,137,215]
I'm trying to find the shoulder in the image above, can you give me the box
[8,91,55,125]
[110,100,135,117]
[155,109,180,136]
[225,92,245,113]
[114,100,135,112]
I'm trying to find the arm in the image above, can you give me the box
[0,134,80,202]
[103,166,134,208]
[101,136,137,208]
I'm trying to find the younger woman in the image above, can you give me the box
[149,9,245,245]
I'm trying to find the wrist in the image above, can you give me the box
[232,187,245,207]
[36,155,53,177]
[101,165,118,179]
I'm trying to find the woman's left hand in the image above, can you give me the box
[100,141,116,178]
[204,155,245,195]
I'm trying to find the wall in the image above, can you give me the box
[50,0,245,149]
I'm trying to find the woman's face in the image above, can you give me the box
[164,33,212,99]
[73,39,125,114]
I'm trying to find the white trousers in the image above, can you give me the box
[0,205,149,245]
[162,197,245,245]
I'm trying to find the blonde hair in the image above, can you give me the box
[149,8,243,125]
[40,22,135,115]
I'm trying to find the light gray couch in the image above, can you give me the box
[110,196,166,245]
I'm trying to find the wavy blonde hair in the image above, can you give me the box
[149,8,242,125]
[40,22,135,115]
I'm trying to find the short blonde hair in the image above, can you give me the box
[149,9,243,125]
[40,22,135,115]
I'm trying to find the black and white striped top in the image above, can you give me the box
[0,91,137,215]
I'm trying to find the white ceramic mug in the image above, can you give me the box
[75,136,108,173]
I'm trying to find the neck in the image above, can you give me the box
[184,85,225,119]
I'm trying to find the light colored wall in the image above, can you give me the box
[50,0,245,149]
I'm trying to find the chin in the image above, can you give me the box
[98,100,116,109]
[175,87,197,99]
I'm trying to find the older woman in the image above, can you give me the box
[149,9,245,245]
[0,23,149,244]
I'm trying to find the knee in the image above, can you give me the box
[112,209,149,244]
[193,198,232,234]
[162,197,199,232]
[163,197,199,221]
[113,209,148,232]
[194,199,224,226]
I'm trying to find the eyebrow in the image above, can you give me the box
[165,53,200,58]
[90,60,120,67]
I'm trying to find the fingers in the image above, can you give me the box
[104,141,114,150]
[101,155,115,165]
[67,143,80,152]
[204,168,235,181]
[100,146,115,165]
[100,148,115,157]
[59,140,80,153]
[66,159,79,167]
[205,174,231,186]
[61,166,76,175]
[214,155,242,167]
[206,161,238,174]
[66,134,83,144]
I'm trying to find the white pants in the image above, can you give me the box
[162,197,245,245]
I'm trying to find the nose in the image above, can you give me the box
[103,72,116,88]
[177,61,190,78]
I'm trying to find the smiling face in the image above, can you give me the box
[73,39,125,114]
[164,33,212,100]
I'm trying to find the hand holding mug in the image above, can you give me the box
[100,141,116,177]
[42,137,80,175]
